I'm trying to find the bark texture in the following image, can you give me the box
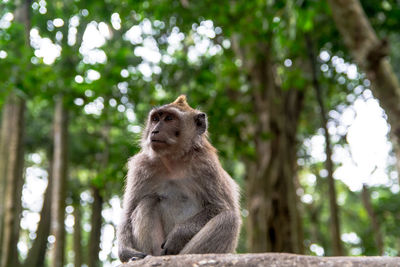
[232,39,304,253]
[88,186,103,267]
[0,93,25,267]
[394,145,400,186]
[50,97,69,267]
[306,36,344,256]
[0,95,12,257]
[327,0,400,146]
[88,124,108,267]
[0,0,29,263]
[73,204,83,267]
[122,253,400,267]
[361,185,384,255]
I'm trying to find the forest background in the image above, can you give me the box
[1,0,400,267]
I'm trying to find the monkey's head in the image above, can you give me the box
[142,95,209,157]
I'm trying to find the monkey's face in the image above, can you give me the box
[144,106,208,156]
[147,109,182,153]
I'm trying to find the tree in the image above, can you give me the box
[233,40,305,253]
[361,184,384,255]
[306,35,344,256]
[73,203,83,267]
[50,97,69,267]
[0,93,25,267]
[327,0,400,157]
[23,159,53,267]
[0,0,29,265]
[88,186,103,267]
[0,96,11,256]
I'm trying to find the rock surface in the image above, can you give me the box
[121,253,400,267]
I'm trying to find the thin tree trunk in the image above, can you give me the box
[73,203,83,267]
[0,0,29,263]
[88,186,103,267]
[232,39,304,253]
[88,124,109,267]
[0,93,25,267]
[308,202,324,247]
[306,36,344,256]
[23,159,53,267]
[0,99,12,259]
[327,0,400,149]
[361,184,384,255]
[393,145,400,186]
[50,96,68,267]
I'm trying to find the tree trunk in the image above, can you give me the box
[0,93,26,267]
[0,98,12,259]
[88,186,103,267]
[393,144,400,186]
[87,123,109,267]
[327,0,400,149]
[306,36,344,256]
[361,185,384,255]
[232,39,304,253]
[73,203,83,267]
[308,202,325,248]
[245,89,304,253]
[50,96,69,267]
[23,159,53,267]
[0,0,29,263]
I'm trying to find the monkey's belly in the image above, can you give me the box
[158,181,201,235]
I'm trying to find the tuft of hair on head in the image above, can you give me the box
[170,95,195,112]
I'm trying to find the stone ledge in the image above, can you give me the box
[121,253,400,267]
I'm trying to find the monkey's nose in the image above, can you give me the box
[152,130,159,135]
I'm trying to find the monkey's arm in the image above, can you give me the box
[179,209,241,254]
[162,166,241,255]
[117,156,149,262]
[117,193,148,262]
[161,204,217,255]
[117,213,147,262]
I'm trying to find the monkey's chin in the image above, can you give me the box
[150,141,169,151]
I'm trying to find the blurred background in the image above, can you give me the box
[1,0,400,266]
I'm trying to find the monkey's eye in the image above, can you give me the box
[152,116,159,122]
[165,115,173,121]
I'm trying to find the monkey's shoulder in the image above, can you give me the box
[127,153,159,173]
[127,152,150,166]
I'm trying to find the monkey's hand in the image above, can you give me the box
[129,252,147,261]
[119,248,147,262]
[161,226,192,255]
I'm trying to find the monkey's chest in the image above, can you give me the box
[157,181,201,234]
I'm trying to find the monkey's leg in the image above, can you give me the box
[179,210,241,254]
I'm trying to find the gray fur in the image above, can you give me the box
[117,103,241,263]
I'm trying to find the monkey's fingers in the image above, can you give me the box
[160,248,168,255]
[129,252,147,261]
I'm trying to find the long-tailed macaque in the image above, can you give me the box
[117,95,241,262]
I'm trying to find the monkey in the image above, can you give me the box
[117,95,241,263]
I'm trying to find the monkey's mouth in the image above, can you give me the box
[151,139,167,144]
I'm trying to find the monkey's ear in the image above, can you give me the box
[194,113,207,134]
